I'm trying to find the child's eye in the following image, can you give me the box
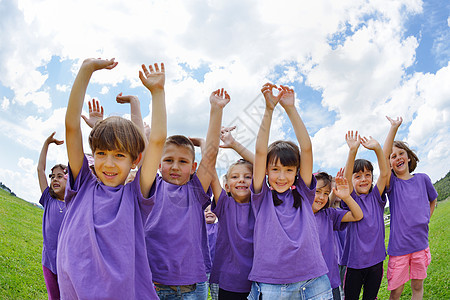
[96,151,105,156]
[164,159,173,162]
[116,153,125,158]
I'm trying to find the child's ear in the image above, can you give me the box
[132,153,142,169]
[224,183,230,193]
[190,162,198,174]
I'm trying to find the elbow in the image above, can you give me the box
[355,213,363,221]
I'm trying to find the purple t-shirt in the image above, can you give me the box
[145,173,212,285]
[57,156,157,299]
[386,172,438,256]
[40,187,66,274]
[341,186,386,269]
[250,174,328,284]
[315,208,348,288]
[335,228,347,266]
[206,222,219,273]
[210,190,255,292]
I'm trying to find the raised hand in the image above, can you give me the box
[210,88,230,109]
[219,126,237,149]
[116,93,139,104]
[261,82,280,110]
[345,130,361,151]
[81,99,104,128]
[386,116,403,128]
[278,85,295,108]
[46,132,64,146]
[82,58,118,72]
[333,170,350,200]
[189,137,206,149]
[139,63,165,93]
[360,136,380,150]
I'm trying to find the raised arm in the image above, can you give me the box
[65,58,118,180]
[197,89,230,192]
[383,116,403,187]
[116,93,146,140]
[37,132,64,193]
[253,83,280,193]
[278,85,313,187]
[139,63,167,198]
[343,131,360,194]
[333,170,363,222]
[220,126,255,164]
[81,98,104,128]
[361,136,389,196]
[191,137,222,203]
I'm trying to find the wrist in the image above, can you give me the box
[150,89,165,97]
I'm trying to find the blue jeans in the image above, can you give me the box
[248,274,332,300]
[155,281,208,300]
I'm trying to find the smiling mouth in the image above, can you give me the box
[103,172,117,178]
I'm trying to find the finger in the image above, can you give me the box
[94,99,99,112]
[88,101,92,112]
[100,106,104,115]
[141,64,149,76]
[154,63,160,72]
[160,62,165,73]
[149,64,155,73]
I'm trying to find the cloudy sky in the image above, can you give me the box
[0,0,449,205]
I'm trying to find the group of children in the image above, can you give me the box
[38,58,438,300]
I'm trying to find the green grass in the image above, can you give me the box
[0,189,47,299]
[0,189,448,299]
[376,198,450,299]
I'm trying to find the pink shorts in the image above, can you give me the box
[387,247,431,291]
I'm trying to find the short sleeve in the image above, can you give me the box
[65,156,93,206]
[211,189,228,218]
[39,187,51,207]
[190,173,212,209]
[423,174,438,202]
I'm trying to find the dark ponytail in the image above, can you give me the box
[272,176,303,210]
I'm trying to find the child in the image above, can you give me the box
[383,116,438,300]
[312,171,363,300]
[249,83,332,299]
[57,58,166,299]
[342,131,389,300]
[204,204,219,300]
[37,131,67,299]
[144,89,229,299]
[209,159,255,299]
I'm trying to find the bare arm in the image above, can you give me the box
[343,131,360,194]
[361,136,389,196]
[279,85,313,187]
[190,137,222,203]
[197,89,230,193]
[382,116,403,187]
[220,126,254,164]
[66,58,118,180]
[430,199,437,217]
[37,132,64,193]
[116,93,146,139]
[253,83,279,193]
[333,173,363,222]
[139,63,167,198]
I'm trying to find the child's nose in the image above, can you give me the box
[105,156,115,166]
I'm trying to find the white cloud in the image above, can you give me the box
[56,84,69,92]
[1,97,10,110]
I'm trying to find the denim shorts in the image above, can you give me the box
[248,274,332,300]
[155,280,208,300]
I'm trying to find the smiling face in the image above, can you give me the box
[159,144,197,186]
[94,149,137,187]
[50,166,67,200]
[313,179,331,213]
[390,146,411,176]
[204,205,217,224]
[266,159,297,193]
[225,163,252,203]
[352,167,373,195]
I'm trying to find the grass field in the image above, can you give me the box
[0,188,448,299]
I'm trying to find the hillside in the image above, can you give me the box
[0,186,449,299]
[434,170,450,201]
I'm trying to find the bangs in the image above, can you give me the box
[89,116,145,161]
[353,159,373,174]
[267,140,300,168]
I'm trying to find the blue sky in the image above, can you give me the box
[0,0,449,204]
